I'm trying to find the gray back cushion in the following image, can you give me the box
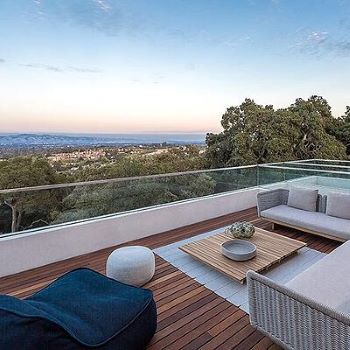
[326,192,350,220]
[287,186,318,212]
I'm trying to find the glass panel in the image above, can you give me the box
[258,164,350,194]
[0,166,258,235]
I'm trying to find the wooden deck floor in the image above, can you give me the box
[0,207,341,349]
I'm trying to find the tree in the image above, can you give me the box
[206,96,347,168]
[0,157,61,233]
[206,99,296,167]
[51,146,210,225]
[72,146,205,181]
[0,148,207,232]
[53,174,216,224]
[329,106,350,154]
[287,96,345,159]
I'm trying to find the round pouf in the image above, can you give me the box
[106,246,155,287]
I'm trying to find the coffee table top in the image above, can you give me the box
[180,227,306,284]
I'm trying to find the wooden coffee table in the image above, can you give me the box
[180,227,306,284]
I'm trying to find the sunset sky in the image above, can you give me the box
[0,0,349,133]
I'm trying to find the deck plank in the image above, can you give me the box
[0,207,341,349]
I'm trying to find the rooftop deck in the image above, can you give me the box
[0,207,341,349]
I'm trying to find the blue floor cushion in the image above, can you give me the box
[0,268,157,349]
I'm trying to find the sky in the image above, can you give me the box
[0,0,349,134]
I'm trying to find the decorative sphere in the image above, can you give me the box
[225,221,255,239]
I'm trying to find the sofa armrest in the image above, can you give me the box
[256,189,289,216]
[247,271,350,350]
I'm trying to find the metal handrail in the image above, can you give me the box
[273,162,350,170]
[301,159,350,164]
[259,164,350,176]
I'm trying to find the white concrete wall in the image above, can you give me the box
[0,187,260,277]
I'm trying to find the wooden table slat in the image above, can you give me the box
[180,227,306,283]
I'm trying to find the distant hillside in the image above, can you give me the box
[0,133,206,149]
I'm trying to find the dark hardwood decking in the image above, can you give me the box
[0,207,341,349]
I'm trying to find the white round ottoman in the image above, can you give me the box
[106,246,155,287]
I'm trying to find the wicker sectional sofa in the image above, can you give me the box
[257,188,350,242]
[248,187,350,349]
[247,241,350,350]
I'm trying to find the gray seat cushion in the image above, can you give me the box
[261,205,350,240]
[286,241,350,314]
[326,192,350,220]
[287,187,318,212]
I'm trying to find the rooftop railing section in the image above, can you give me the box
[291,159,350,166]
[267,159,350,171]
[1,160,350,236]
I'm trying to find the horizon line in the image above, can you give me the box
[0,131,214,135]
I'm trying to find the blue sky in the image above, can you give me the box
[0,0,349,133]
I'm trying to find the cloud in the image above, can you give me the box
[21,63,101,73]
[93,0,112,12]
[308,31,329,44]
[0,59,100,73]
[32,0,123,36]
[21,63,64,72]
[222,35,251,48]
[294,30,350,57]
[327,40,350,56]
[68,66,102,73]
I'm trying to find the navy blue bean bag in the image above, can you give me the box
[0,268,157,349]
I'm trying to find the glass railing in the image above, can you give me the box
[0,166,258,235]
[2,160,350,236]
[258,164,350,192]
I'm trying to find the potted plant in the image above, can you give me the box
[225,221,255,239]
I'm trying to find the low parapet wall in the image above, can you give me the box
[0,187,260,277]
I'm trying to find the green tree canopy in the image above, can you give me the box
[73,146,205,181]
[329,106,350,154]
[206,96,347,167]
[0,157,58,189]
[53,174,216,224]
[288,96,345,159]
[0,157,62,232]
